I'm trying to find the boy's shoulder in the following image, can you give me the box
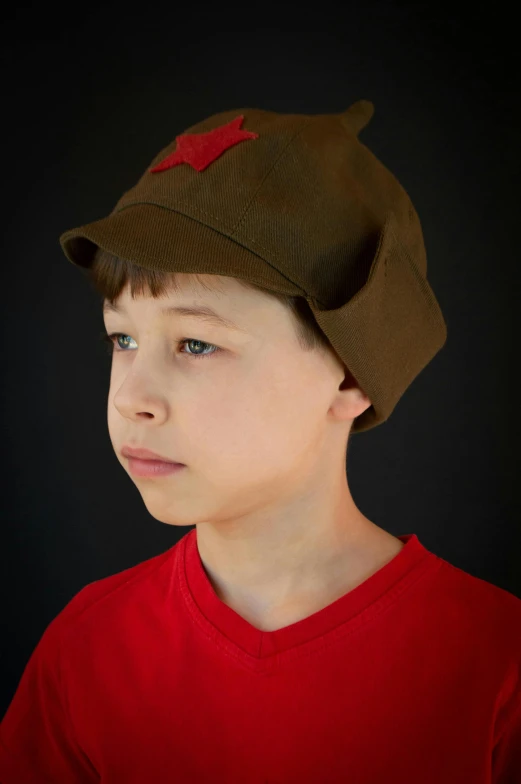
[36,532,521,671]
[52,534,521,645]
[430,553,521,657]
[436,553,521,612]
[42,537,185,649]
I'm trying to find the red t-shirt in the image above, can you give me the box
[1,529,520,782]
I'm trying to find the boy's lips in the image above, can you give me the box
[121,445,183,464]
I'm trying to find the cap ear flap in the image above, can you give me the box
[304,211,448,433]
[339,100,375,136]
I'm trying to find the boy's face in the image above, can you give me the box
[103,273,359,528]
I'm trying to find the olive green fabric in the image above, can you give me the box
[59,99,447,433]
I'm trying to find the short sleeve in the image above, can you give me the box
[492,666,521,784]
[0,609,99,783]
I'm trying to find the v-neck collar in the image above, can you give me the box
[177,527,439,672]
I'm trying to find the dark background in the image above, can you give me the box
[2,8,520,719]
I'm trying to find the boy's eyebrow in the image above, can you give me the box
[102,301,248,333]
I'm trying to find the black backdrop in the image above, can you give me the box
[2,9,520,719]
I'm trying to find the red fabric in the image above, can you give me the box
[1,529,520,783]
[149,115,259,173]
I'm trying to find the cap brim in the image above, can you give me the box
[59,202,303,296]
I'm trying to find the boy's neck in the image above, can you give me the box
[198,521,404,633]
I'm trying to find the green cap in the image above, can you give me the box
[59,99,447,433]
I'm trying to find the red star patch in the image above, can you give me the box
[149,115,259,173]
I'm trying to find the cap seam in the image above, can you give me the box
[230,115,317,236]
[113,197,235,234]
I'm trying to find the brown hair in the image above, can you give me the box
[85,248,334,355]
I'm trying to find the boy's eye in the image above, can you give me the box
[100,332,222,361]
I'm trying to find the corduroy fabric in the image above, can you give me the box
[58,100,447,433]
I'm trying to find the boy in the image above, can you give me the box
[1,100,520,782]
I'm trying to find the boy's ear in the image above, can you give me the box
[333,367,372,422]
[339,366,370,401]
